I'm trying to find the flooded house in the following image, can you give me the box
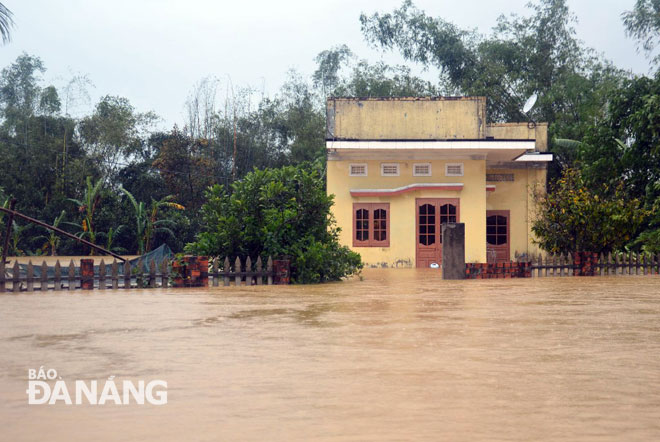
[325,97,552,268]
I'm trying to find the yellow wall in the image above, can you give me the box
[327,159,487,267]
[327,97,486,140]
[487,123,548,151]
[485,167,545,260]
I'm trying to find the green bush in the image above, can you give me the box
[186,163,362,283]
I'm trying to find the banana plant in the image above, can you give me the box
[67,176,104,255]
[33,210,66,256]
[120,187,184,255]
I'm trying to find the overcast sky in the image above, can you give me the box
[1,0,651,128]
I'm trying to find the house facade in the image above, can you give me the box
[325,97,552,268]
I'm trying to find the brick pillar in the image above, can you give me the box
[80,258,94,290]
[273,259,290,284]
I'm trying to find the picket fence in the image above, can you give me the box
[0,256,276,292]
[529,252,660,277]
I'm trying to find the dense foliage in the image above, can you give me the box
[532,169,647,254]
[186,163,362,283]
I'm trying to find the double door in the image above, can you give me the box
[416,198,459,268]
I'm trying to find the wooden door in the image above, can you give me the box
[416,198,459,268]
[486,210,510,263]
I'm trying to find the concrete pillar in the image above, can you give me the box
[442,223,465,280]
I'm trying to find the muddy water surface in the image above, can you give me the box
[1,270,660,441]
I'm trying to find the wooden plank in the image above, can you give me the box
[26,261,34,292]
[559,254,565,277]
[111,260,118,290]
[568,253,574,276]
[267,256,273,285]
[54,261,62,291]
[615,252,621,275]
[0,260,5,292]
[607,252,612,276]
[123,261,131,289]
[68,260,75,291]
[246,257,253,286]
[223,257,230,286]
[12,261,20,293]
[212,258,219,287]
[99,260,106,290]
[635,252,640,275]
[656,253,660,275]
[149,260,157,288]
[627,252,632,275]
[544,254,549,277]
[40,261,48,291]
[643,254,647,276]
[599,253,605,276]
[158,259,166,288]
[136,259,143,288]
[256,256,263,285]
[235,257,241,286]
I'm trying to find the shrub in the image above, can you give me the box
[186,163,362,283]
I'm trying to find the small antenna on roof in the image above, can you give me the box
[521,92,537,128]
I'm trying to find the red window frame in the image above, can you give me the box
[353,203,390,247]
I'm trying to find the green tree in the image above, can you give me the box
[532,169,647,254]
[359,0,626,177]
[623,0,660,65]
[187,163,362,283]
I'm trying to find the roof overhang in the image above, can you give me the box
[327,140,536,162]
[514,152,553,162]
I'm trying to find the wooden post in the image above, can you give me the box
[567,253,574,276]
[256,256,263,285]
[615,253,621,275]
[627,252,632,275]
[1,199,16,266]
[99,260,106,290]
[212,258,219,287]
[68,260,75,291]
[559,254,565,277]
[123,261,131,289]
[54,261,62,291]
[642,254,647,276]
[606,252,612,276]
[136,259,143,288]
[599,253,605,276]
[223,257,230,286]
[12,261,20,292]
[0,260,5,292]
[26,261,34,292]
[160,259,168,288]
[246,257,253,286]
[234,257,241,286]
[149,260,156,288]
[544,254,549,277]
[40,261,48,291]
[111,260,118,290]
[267,256,273,285]
[635,252,640,275]
[656,253,660,275]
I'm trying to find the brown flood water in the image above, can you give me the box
[1,269,660,441]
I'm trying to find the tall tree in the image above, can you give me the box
[0,2,14,45]
[623,0,660,66]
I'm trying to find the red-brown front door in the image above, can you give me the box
[416,198,459,268]
[486,210,510,263]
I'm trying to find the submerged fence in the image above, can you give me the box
[0,256,282,293]
[530,252,660,277]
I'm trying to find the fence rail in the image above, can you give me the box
[530,252,660,277]
[0,256,278,293]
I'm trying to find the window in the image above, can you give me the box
[349,164,368,176]
[381,163,400,176]
[445,163,464,177]
[486,215,508,245]
[413,163,432,176]
[353,203,390,247]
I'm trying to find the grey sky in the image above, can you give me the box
[1,0,650,129]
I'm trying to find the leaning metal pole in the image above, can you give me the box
[0,206,127,263]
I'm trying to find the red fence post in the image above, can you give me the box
[273,259,290,285]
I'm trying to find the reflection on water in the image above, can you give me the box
[1,269,660,441]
